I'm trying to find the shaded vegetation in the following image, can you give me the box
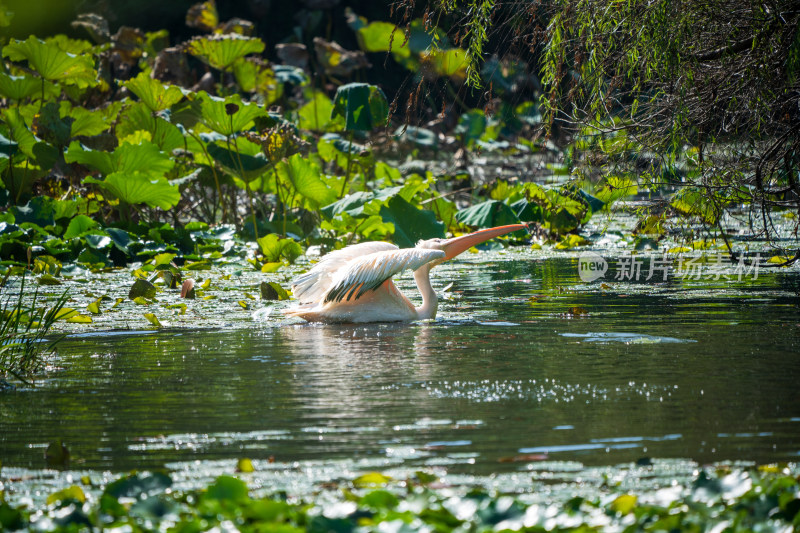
[422,0,800,260]
[1,466,799,531]
[0,0,635,285]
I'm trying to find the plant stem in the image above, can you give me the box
[189,131,227,222]
[340,130,354,197]
[228,130,259,241]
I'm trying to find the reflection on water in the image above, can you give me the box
[0,256,799,475]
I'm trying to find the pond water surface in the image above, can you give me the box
[2,254,798,485]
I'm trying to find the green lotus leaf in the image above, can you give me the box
[66,105,112,137]
[232,59,282,104]
[116,102,185,152]
[46,35,93,55]
[85,171,180,209]
[297,91,337,132]
[207,142,270,182]
[357,21,409,58]
[123,71,185,112]
[455,200,521,229]
[421,48,469,81]
[522,183,589,234]
[36,101,72,148]
[3,36,96,86]
[276,154,338,210]
[256,233,303,264]
[64,214,99,239]
[4,162,46,200]
[65,139,174,177]
[321,186,402,219]
[671,187,717,224]
[197,92,266,135]
[0,73,56,101]
[331,83,388,131]
[378,195,445,248]
[186,34,265,72]
[2,108,37,158]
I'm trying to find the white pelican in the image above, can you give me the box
[283,224,529,323]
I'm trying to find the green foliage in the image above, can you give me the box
[3,468,799,531]
[197,92,266,135]
[0,73,50,101]
[186,34,265,72]
[297,91,338,132]
[0,277,67,381]
[85,171,181,210]
[123,71,184,112]
[257,233,303,264]
[3,36,96,86]
[66,140,174,177]
[332,83,389,132]
[274,154,337,211]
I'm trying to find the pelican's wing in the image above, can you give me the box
[324,248,445,303]
[291,242,399,303]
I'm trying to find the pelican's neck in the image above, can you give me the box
[413,264,438,320]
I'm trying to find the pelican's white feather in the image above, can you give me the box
[290,242,398,303]
[324,248,445,303]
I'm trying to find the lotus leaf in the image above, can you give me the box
[456,200,521,229]
[65,106,113,137]
[357,21,410,59]
[273,65,308,85]
[197,92,266,135]
[256,233,302,263]
[297,91,337,132]
[85,171,180,210]
[207,142,270,182]
[421,48,469,80]
[379,195,445,248]
[331,83,388,132]
[64,215,98,239]
[65,139,174,177]
[0,73,54,101]
[3,37,96,86]
[186,34,265,72]
[275,154,337,210]
[116,103,185,152]
[232,59,282,103]
[123,71,184,112]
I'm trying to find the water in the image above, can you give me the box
[1,255,799,479]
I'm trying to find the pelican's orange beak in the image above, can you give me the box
[440,223,528,261]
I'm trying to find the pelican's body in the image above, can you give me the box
[283,224,528,323]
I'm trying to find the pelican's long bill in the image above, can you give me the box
[441,223,529,261]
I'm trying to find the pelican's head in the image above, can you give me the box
[417,223,530,268]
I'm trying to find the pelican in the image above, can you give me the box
[283,224,529,323]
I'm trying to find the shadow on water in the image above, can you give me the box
[1,256,799,475]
